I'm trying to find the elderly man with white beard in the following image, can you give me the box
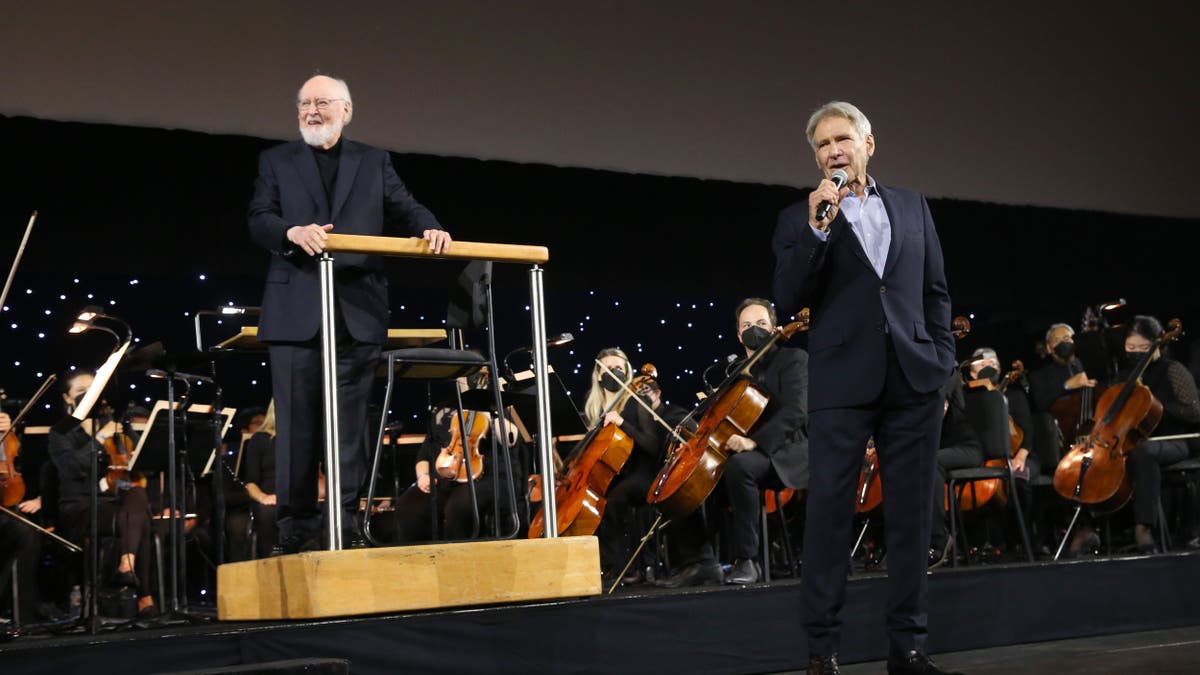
[248,74,451,554]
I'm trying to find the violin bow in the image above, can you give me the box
[0,374,57,448]
[0,211,38,312]
[594,359,687,444]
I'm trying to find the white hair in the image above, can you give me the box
[1045,323,1075,344]
[297,75,353,123]
[805,101,872,150]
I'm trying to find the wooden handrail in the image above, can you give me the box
[324,234,549,264]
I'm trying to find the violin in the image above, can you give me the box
[435,372,491,483]
[647,311,810,519]
[528,363,657,538]
[0,377,57,506]
[0,406,23,507]
[1053,318,1183,514]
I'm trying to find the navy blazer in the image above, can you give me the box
[772,183,954,411]
[247,139,442,344]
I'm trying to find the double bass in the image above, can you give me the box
[1053,318,1183,514]
[647,312,809,519]
[528,364,658,538]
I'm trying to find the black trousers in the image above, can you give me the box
[0,514,42,623]
[723,449,785,561]
[62,487,153,598]
[801,346,943,657]
[930,444,984,550]
[392,471,518,543]
[596,465,657,573]
[268,312,379,542]
[1132,439,1191,528]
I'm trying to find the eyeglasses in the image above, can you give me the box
[297,98,344,111]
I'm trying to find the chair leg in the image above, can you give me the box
[948,479,960,568]
[1158,498,1172,552]
[1006,475,1034,563]
[759,495,770,583]
[773,492,798,578]
[9,558,19,631]
[363,356,398,547]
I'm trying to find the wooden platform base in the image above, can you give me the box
[217,536,601,620]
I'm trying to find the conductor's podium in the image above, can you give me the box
[217,537,601,620]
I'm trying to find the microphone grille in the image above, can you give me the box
[831,168,849,186]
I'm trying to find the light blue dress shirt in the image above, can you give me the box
[809,175,892,279]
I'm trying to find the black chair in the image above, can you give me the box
[363,261,521,546]
[1160,457,1200,550]
[948,389,1034,566]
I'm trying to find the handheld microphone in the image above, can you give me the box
[815,169,849,221]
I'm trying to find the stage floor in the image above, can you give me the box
[828,624,1200,675]
[4,550,1200,674]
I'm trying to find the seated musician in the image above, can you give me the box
[595,377,688,585]
[928,372,983,568]
[959,348,1037,558]
[1120,316,1200,552]
[47,372,157,619]
[660,298,809,587]
[1,407,52,625]
[1028,322,1103,554]
[391,371,522,543]
[241,402,281,558]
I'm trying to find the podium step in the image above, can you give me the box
[217,536,600,620]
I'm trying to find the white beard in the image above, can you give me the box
[299,119,343,147]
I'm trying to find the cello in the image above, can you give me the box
[647,311,809,519]
[528,364,659,538]
[1053,318,1183,514]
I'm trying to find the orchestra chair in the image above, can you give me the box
[949,390,1034,566]
[364,261,520,546]
[759,488,799,582]
[1160,457,1200,551]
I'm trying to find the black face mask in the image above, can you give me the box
[1123,351,1145,369]
[1052,341,1075,360]
[976,366,1000,384]
[741,325,772,351]
[600,369,626,393]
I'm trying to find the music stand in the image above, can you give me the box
[127,400,233,615]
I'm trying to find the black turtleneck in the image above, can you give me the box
[311,138,342,200]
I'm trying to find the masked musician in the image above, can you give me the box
[47,372,156,619]
[595,376,688,585]
[928,373,983,568]
[658,299,809,588]
[1119,316,1200,552]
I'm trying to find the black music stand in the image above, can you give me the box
[127,400,232,617]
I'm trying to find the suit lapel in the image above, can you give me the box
[878,184,906,279]
[830,212,875,274]
[331,141,362,222]
[291,142,328,220]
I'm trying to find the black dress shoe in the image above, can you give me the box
[656,561,724,588]
[271,534,320,556]
[887,650,963,675]
[725,558,760,585]
[808,654,841,674]
[344,530,370,549]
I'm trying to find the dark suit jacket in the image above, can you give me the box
[247,139,443,344]
[746,345,810,490]
[772,183,954,411]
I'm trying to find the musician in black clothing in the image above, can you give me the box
[1028,323,1100,456]
[928,373,983,568]
[962,348,1039,556]
[392,378,523,543]
[594,378,688,583]
[1120,316,1200,552]
[243,402,280,559]
[658,298,809,587]
[47,372,156,618]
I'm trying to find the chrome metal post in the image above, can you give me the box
[319,253,343,550]
[528,265,557,537]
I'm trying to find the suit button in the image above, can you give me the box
[879,285,886,294]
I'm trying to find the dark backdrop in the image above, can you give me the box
[2,114,1197,432]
